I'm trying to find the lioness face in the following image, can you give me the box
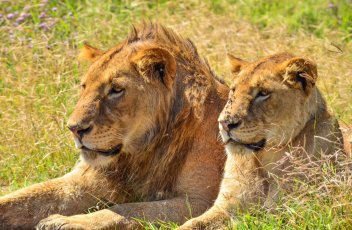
[219,53,318,153]
[67,43,176,166]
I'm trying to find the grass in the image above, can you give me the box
[209,0,352,41]
[0,0,351,229]
[234,157,352,229]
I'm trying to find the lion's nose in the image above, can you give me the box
[219,119,242,132]
[67,124,92,138]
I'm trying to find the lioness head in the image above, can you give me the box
[67,42,176,166]
[219,53,318,153]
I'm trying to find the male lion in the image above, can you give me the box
[0,22,229,229]
[179,53,345,229]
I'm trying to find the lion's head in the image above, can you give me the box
[67,40,177,166]
[218,53,319,153]
[67,23,219,170]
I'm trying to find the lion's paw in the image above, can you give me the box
[178,218,208,230]
[178,217,230,230]
[36,214,87,230]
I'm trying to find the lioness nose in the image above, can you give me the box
[67,124,92,138]
[220,119,242,132]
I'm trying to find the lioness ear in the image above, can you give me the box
[133,47,176,90]
[79,42,103,62]
[227,53,248,75]
[281,57,318,95]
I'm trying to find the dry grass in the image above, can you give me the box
[161,3,352,123]
[0,0,351,228]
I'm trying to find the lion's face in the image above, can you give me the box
[219,53,318,153]
[67,43,176,166]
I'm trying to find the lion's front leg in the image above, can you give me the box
[0,164,108,229]
[37,196,209,230]
[0,178,93,229]
[36,211,136,230]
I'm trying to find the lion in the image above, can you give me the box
[179,52,345,229]
[0,22,229,229]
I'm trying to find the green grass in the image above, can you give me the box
[209,0,352,41]
[1,0,351,229]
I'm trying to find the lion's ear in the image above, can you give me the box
[227,53,248,75]
[79,42,103,62]
[133,46,176,90]
[281,57,318,95]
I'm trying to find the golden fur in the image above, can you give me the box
[0,22,229,229]
[179,53,345,229]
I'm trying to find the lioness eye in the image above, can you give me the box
[255,91,271,102]
[108,88,124,98]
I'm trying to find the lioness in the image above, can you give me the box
[0,22,229,229]
[179,53,345,229]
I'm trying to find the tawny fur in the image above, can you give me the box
[0,22,229,229]
[179,53,345,229]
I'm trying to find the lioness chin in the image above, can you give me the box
[0,22,229,229]
[178,52,345,229]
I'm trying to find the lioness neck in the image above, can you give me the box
[292,87,343,157]
[258,87,343,173]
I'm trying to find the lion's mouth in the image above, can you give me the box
[81,144,123,156]
[226,138,266,151]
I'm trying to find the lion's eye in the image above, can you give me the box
[255,91,271,102]
[108,88,124,98]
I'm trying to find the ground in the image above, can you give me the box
[0,0,351,229]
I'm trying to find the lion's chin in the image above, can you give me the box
[225,138,266,153]
[80,149,118,168]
